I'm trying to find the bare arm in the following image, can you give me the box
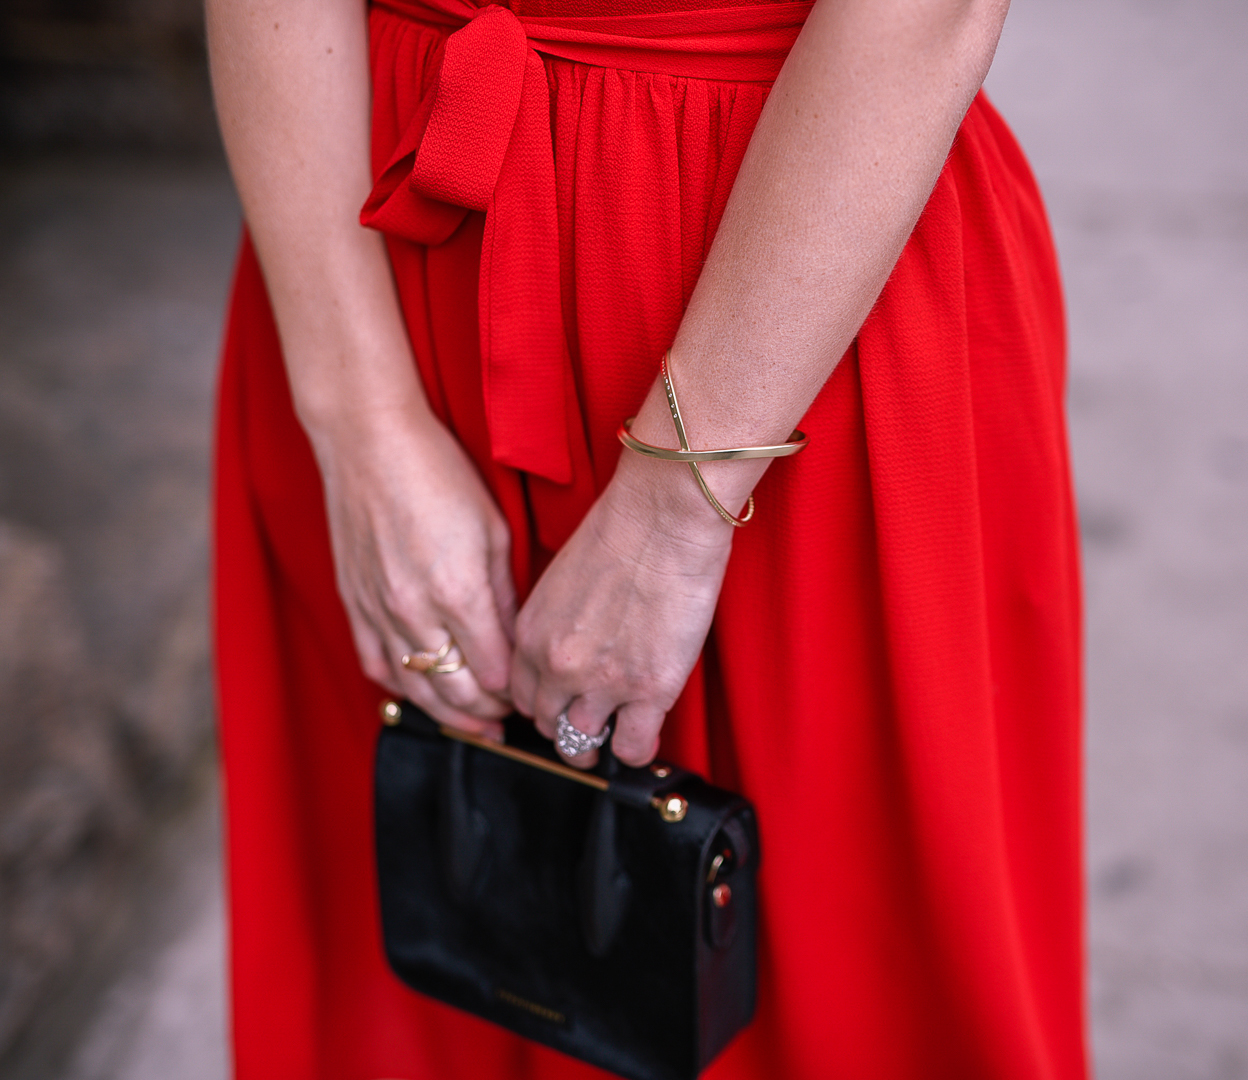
[207,0,515,733]
[512,0,1010,763]
[207,0,407,430]
[627,0,1008,509]
[207,0,1008,757]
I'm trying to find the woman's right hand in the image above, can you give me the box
[306,403,516,737]
[209,0,515,736]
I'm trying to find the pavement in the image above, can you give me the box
[3,0,1247,1076]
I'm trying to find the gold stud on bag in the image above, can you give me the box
[374,700,759,1080]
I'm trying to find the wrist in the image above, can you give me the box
[607,377,767,542]
[607,440,765,554]
[272,274,436,458]
[297,385,430,443]
[295,381,443,484]
[283,337,437,457]
[595,463,736,591]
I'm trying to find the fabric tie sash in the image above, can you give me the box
[361,0,813,483]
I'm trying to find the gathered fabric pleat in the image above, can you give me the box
[361,0,807,521]
[213,0,1088,1076]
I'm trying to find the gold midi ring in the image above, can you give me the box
[401,638,467,675]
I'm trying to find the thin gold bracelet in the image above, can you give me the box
[617,421,808,462]
[616,350,809,527]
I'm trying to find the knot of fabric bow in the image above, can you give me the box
[361,4,572,484]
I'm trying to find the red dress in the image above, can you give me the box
[213,0,1088,1075]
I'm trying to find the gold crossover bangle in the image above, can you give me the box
[615,350,810,528]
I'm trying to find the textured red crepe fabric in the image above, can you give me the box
[212,0,1088,1076]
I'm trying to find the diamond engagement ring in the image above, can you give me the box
[554,712,608,757]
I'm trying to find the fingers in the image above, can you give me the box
[530,683,572,740]
[399,667,505,741]
[611,701,664,766]
[566,695,612,740]
[350,589,510,723]
[509,622,667,769]
[442,586,513,700]
[547,699,663,770]
[350,618,503,738]
[380,568,513,719]
[488,524,518,645]
[316,413,522,732]
[551,694,616,771]
[390,631,509,721]
[524,683,660,772]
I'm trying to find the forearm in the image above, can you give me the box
[209,0,520,719]
[206,0,429,450]
[616,0,1009,523]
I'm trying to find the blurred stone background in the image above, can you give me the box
[0,0,217,151]
[1,0,229,1076]
[0,0,1245,1077]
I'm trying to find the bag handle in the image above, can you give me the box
[381,699,691,821]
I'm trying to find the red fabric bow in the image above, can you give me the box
[362,3,570,482]
[361,0,813,484]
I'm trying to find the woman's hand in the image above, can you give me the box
[210,0,517,733]
[309,403,515,737]
[510,460,736,766]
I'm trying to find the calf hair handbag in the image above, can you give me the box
[374,699,760,1080]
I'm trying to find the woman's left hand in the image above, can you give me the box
[510,467,735,767]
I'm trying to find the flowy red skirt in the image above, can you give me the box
[213,0,1088,1075]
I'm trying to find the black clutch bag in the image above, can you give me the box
[374,699,759,1080]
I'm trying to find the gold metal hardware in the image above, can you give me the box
[712,882,732,908]
[438,724,609,792]
[649,764,672,778]
[706,852,726,884]
[389,713,687,817]
[495,988,566,1024]
[652,793,688,822]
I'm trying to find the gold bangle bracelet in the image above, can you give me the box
[662,352,751,526]
[616,350,810,528]
[616,420,808,462]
